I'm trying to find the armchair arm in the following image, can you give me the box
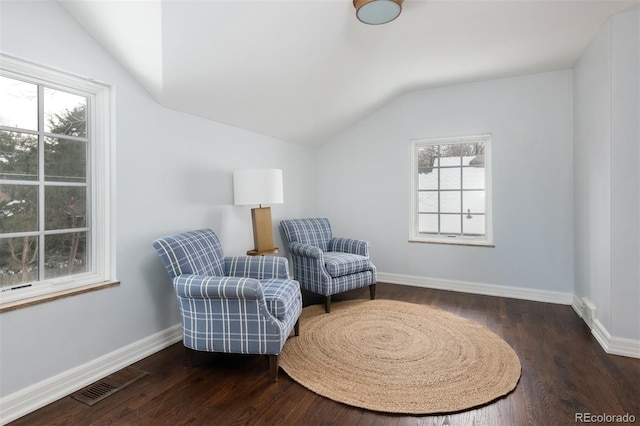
[289,242,323,259]
[225,256,290,280]
[173,274,263,300]
[328,237,370,257]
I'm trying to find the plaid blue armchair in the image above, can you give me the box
[280,218,376,313]
[152,229,302,382]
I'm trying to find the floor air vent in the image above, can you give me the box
[71,367,148,406]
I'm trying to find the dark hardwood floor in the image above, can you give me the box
[11,284,640,426]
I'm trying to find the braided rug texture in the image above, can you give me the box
[280,299,521,414]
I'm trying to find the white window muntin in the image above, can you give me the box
[410,134,493,246]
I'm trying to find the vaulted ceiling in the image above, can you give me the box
[59,0,637,146]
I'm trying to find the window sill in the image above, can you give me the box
[0,280,120,313]
[409,239,495,248]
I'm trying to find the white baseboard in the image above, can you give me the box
[0,324,182,425]
[571,295,640,358]
[377,272,574,305]
[591,319,640,358]
[571,293,585,318]
[378,272,640,359]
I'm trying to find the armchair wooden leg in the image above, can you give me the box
[369,284,376,300]
[269,354,279,382]
[294,319,300,336]
[325,295,331,313]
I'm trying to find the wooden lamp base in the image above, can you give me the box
[248,207,279,256]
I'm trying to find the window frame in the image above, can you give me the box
[0,54,115,306]
[409,134,493,247]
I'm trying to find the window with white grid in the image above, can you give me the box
[410,135,493,246]
[0,55,113,303]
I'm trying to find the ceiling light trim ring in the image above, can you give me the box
[354,0,404,25]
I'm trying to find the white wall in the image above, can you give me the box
[318,71,574,296]
[574,7,640,342]
[0,0,317,399]
[573,17,613,330]
[610,9,640,342]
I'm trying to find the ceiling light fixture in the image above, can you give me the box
[354,0,403,25]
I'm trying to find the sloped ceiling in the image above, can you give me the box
[59,0,637,146]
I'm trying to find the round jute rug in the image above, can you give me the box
[279,299,521,414]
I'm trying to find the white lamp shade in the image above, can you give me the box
[233,169,284,206]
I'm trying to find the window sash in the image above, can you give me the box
[0,54,113,303]
[410,135,493,246]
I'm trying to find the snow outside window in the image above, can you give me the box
[410,135,493,246]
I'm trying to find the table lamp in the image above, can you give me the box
[233,168,284,255]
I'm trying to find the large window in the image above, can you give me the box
[0,55,113,305]
[410,134,493,246]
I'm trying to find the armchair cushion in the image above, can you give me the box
[323,252,372,278]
